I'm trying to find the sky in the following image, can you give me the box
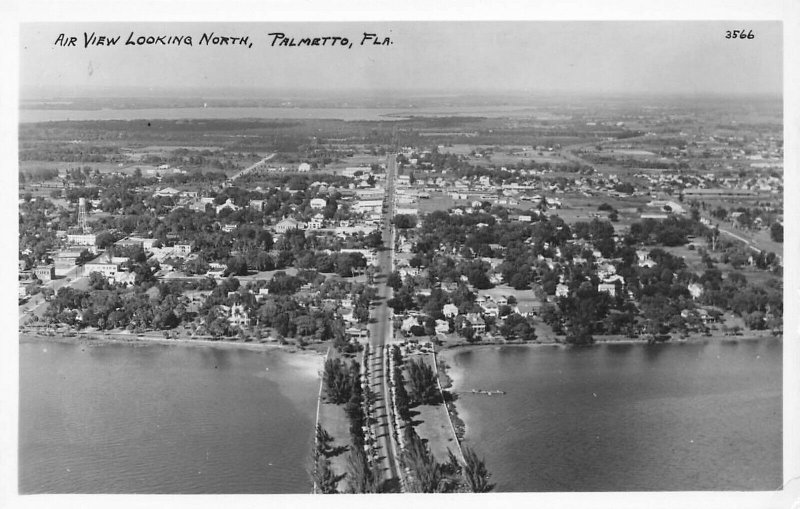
[20,21,782,98]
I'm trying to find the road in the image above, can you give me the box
[229,153,276,181]
[19,264,85,321]
[700,214,783,259]
[366,153,403,491]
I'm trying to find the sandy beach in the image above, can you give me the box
[19,332,326,377]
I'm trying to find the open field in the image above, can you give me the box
[476,284,540,305]
[417,192,458,213]
[315,401,352,491]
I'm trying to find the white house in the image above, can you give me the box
[480,301,500,318]
[228,304,250,328]
[67,233,98,247]
[687,283,704,300]
[310,198,327,209]
[153,187,180,198]
[465,313,486,334]
[442,303,459,318]
[215,199,240,214]
[598,283,617,296]
[275,218,305,233]
[308,213,325,230]
[401,316,419,333]
[435,319,450,334]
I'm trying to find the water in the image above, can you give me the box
[19,340,322,493]
[442,339,782,491]
[19,105,556,123]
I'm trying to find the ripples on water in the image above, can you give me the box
[19,342,321,494]
[444,339,782,491]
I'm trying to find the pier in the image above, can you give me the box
[458,389,506,396]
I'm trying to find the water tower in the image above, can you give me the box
[78,197,87,232]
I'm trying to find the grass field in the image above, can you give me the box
[403,351,461,462]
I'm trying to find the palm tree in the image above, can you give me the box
[462,446,494,493]
[345,446,380,493]
[402,428,443,493]
[311,455,339,494]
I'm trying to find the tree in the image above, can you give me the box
[406,358,439,405]
[323,358,355,404]
[312,455,339,494]
[225,256,248,276]
[75,249,94,266]
[770,222,783,243]
[402,428,444,493]
[500,314,537,341]
[387,271,403,291]
[462,446,494,493]
[393,214,417,229]
[345,446,380,493]
[88,271,110,290]
[354,305,370,324]
[96,232,116,250]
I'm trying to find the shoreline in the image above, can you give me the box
[438,330,780,353]
[19,331,327,358]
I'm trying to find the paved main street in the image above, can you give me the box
[366,153,403,490]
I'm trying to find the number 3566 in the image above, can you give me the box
[726,30,755,39]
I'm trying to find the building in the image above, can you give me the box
[435,319,450,334]
[67,233,98,247]
[480,301,500,318]
[275,218,305,233]
[555,284,570,298]
[228,304,250,328]
[249,199,265,212]
[310,198,327,209]
[85,253,119,279]
[353,200,383,214]
[340,307,357,324]
[401,316,419,333]
[33,265,55,282]
[298,162,312,172]
[687,283,704,300]
[216,199,240,214]
[682,188,759,199]
[465,313,486,334]
[598,283,617,296]
[442,303,459,318]
[173,244,193,257]
[340,248,378,266]
[126,237,159,250]
[153,187,180,198]
[308,213,325,230]
[395,207,419,216]
[343,166,371,178]
[346,327,369,340]
[354,188,385,201]
[54,250,83,276]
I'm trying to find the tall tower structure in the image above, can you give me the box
[78,197,88,233]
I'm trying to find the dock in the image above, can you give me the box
[458,389,506,396]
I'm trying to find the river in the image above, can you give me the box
[19,340,322,494]
[18,105,562,123]
[441,339,782,491]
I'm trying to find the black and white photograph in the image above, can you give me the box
[2,2,798,508]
